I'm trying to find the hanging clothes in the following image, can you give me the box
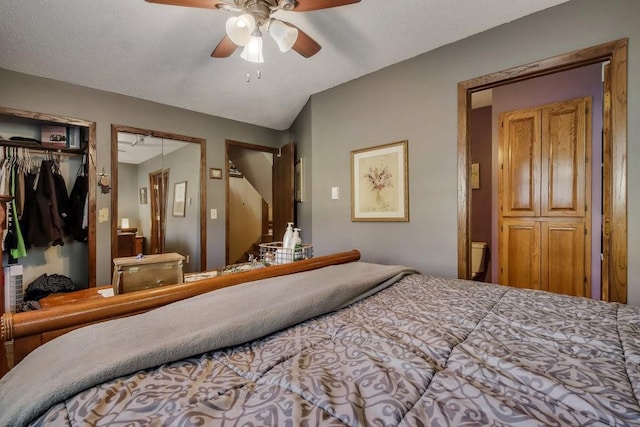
[68,155,88,242]
[9,162,27,259]
[27,159,65,247]
[51,158,71,233]
[20,171,37,248]
[0,148,28,259]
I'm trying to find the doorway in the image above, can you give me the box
[149,169,169,255]
[225,140,295,265]
[458,39,628,302]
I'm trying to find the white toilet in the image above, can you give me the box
[471,241,488,280]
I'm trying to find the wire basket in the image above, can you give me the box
[259,242,313,265]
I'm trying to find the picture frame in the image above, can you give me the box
[209,167,222,180]
[351,140,409,222]
[172,181,187,217]
[295,157,304,202]
[471,163,480,190]
[139,187,148,205]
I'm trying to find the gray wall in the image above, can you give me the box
[299,0,640,304]
[117,163,140,229]
[0,68,284,285]
[289,99,313,243]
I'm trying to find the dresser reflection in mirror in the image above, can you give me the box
[111,125,206,273]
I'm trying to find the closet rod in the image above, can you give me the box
[0,142,84,158]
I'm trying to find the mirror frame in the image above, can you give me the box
[110,124,206,271]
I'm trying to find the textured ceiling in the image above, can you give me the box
[0,0,568,130]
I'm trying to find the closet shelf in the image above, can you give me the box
[0,139,85,156]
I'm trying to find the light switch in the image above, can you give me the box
[210,208,217,219]
[331,187,340,200]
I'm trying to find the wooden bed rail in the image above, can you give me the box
[0,250,360,375]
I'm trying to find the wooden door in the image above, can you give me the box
[501,109,541,217]
[149,170,168,255]
[541,221,586,296]
[272,142,295,243]
[499,97,591,297]
[540,100,587,217]
[500,220,540,290]
[601,63,612,301]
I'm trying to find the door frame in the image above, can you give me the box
[457,38,627,302]
[110,124,207,272]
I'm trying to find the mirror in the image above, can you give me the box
[110,125,206,273]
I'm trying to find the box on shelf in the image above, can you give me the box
[67,126,81,149]
[259,242,313,265]
[40,125,67,147]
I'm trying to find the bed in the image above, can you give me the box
[1,251,639,426]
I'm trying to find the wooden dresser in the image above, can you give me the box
[117,228,145,257]
[112,253,185,295]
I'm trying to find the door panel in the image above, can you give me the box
[272,142,295,242]
[499,220,540,290]
[601,63,611,301]
[541,100,587,217]
[541,221,586,297]
[500,110,540,217]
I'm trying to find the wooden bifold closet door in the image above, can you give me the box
[499,97,591,297]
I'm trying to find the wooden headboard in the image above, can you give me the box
[0,250,361,378]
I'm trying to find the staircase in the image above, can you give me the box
[233,199,273,264]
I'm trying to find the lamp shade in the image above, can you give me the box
[240,30,264,63]
[269,19,298,52]
[225,13,255,46]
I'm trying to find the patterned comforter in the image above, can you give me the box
[31,274,640,426]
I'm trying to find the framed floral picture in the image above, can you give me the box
[351,140,409,222]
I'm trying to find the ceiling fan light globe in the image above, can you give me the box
[240,35,264,63]
[269,19,298,52]
[225,14,255,46]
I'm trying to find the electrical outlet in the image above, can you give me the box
[185,255,190,264]
[211,208,217,219]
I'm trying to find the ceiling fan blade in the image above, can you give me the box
[211,35,238,58]
[292,0,360,12]
[285,23,321,58]
[145,0,226,9]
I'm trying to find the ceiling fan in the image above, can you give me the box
[145,0,361,63]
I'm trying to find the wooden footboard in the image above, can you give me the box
[0,250,360,377]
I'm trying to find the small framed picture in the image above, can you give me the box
[172,181,187,217]
[209,167,222,179]
[471,163,480,190]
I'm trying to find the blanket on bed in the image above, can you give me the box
[0,262,416,426]
[27,273,640,426]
